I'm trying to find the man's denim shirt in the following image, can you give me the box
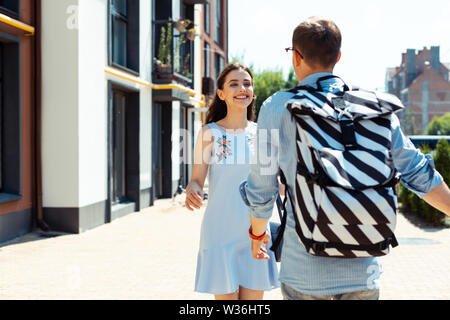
[240,72,443,295]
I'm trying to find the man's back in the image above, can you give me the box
[241,72,444,295]
[244,73,383,295]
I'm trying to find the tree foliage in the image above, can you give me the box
[398,139,450,225]
[228,56,300,120]
[253,69,286,119]
[425,113,450,135]
[252,68,299,120]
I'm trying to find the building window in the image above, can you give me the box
[214,54,224,81]
[109,0,140,73]
[0,40,21,201]
[0,43,3,191]
[112,90,127,204]
[0,0,19,18]
[214,0,221,44]
[204,43,210,77]
[108,84,140,209]
[204,0,210,34]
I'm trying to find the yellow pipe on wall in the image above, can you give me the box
[105,66,206,107]
[0,13,35,35]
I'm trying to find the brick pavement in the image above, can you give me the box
[0,196,449,300]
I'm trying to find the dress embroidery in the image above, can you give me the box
[246,134,256,154]
[216,135,232,161]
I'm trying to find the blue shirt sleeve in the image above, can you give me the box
[239,94,282,220]
[390,114,443,198]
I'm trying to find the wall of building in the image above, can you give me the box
[386,47,450,134]
[42,0,154,233]
[41,0,80,208]
[78,0,108,207]
[0,0,36,243]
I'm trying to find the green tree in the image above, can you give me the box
[397,140,450,225]
[253,68,286,120]
[400,109,418,136]
[226,57,300,120]
[425,113,450,135]
[435,139,450,184]
[284,68,299,90]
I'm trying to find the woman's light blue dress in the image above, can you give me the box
[194,122,280,295]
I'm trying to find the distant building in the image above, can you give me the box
[386,46,450,134]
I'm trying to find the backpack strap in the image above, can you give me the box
[269,190,288,255]
[276,169,316,253]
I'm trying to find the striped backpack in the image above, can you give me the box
[279,75,404,258]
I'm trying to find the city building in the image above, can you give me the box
[0,0,37,243]
[201,0,228,104]
[1,0,228,243]
[386,46,450,134]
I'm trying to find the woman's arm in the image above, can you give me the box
[185,125,214,211]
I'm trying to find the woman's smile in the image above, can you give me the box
[217,69,254,109]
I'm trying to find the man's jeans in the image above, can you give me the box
[281,283,380,300]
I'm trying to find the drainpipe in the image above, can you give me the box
[34,0,49,232]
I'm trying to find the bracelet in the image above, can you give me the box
[248,227,266,241]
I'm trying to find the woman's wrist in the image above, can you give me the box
[248,226,266,240]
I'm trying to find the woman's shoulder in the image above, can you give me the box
[196,124,217,143]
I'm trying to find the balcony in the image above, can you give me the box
[153,19,194,88]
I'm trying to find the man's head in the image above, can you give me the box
[291,17,342,81]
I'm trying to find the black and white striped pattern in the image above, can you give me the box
[285,88,404,258]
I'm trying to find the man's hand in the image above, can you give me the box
[251,233,271,260]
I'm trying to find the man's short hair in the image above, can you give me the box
[292,17,342,69]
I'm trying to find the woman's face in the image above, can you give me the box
[217,69,254,110]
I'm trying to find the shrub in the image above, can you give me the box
[397,140,450,225]
[425,113,450,135]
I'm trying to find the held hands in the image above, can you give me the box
[185,182,204,211]
[251,232,271,260]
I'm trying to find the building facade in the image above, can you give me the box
[201,0,228,101]
[1,0,228,243]
[386,46,450,134]
[0,0,37,243]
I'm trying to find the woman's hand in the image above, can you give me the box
[251,232,271,260]
[185,182,204,211]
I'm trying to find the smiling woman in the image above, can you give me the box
[185,62,280,300]
[205,62,256,124]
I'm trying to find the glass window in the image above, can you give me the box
[204,0,210,34]
[0,44,2,190]
[112,90,127,204]
[112,17,127,67]
[109,0,139,73]
[214,53,224,80]
[111,0,128,67]
[214,0,221,44]
[204,43,210,77]
[0,40,21,197]
[112,0,127,16]
[0,0,19,17]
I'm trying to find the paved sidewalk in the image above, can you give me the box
[0,196,449,300]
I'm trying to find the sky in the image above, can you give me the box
[228,0,450,91]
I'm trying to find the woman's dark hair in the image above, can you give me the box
[205,63,256,124]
